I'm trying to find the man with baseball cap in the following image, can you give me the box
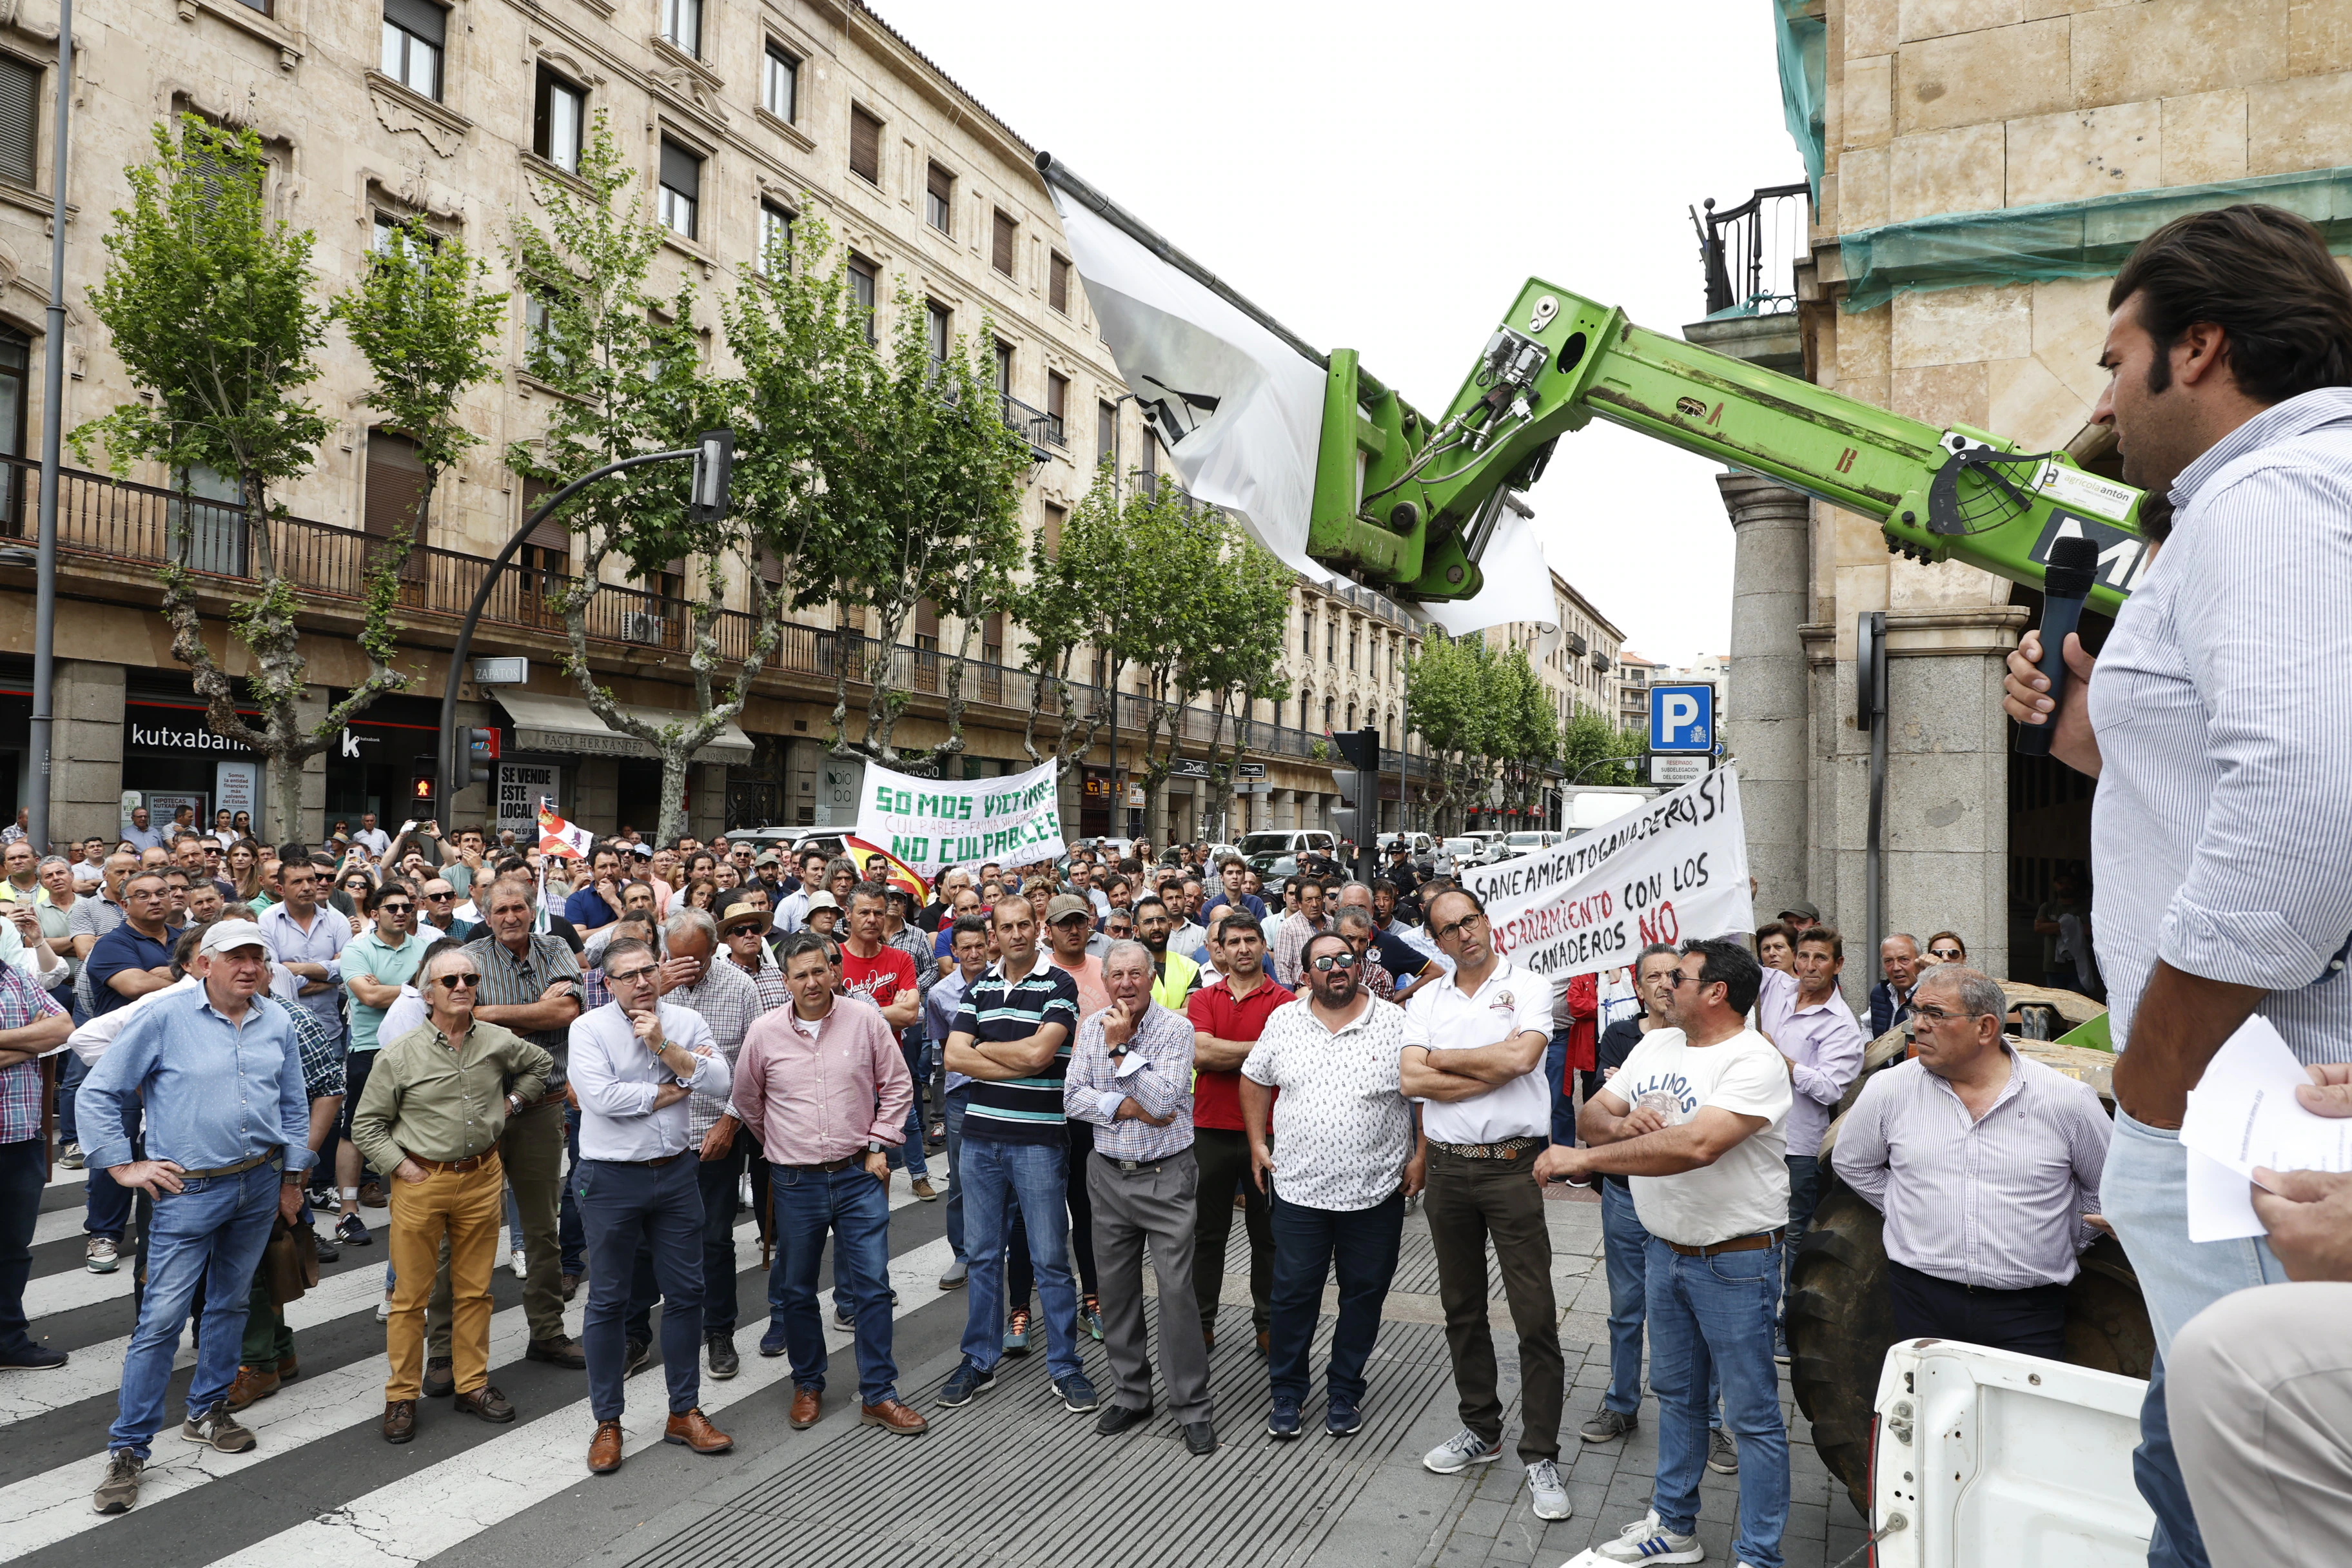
[82,919,315,1514]
[1776,901,1820,936]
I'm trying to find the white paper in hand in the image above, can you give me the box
[2185,1148,2265,1242]
[2178,1015,2352,1240]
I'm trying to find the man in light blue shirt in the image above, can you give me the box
[567,937,734,1474]
[80,919,312,1514]
[256,850,347,1037]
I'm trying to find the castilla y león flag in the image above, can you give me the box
[536,799,594,861]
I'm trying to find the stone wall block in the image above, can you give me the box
[1888,123,2008,222]
[1897,17,2073,135]
[2004,100,2164,205]
[1893,284,2032,369]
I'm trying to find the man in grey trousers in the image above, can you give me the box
[1064,940,1215,1455]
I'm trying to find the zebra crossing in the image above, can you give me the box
[1,1167,961,1568]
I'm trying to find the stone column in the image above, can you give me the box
[50,660,124,850]
[1718,471,1810,920]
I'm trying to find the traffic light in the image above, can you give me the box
[451,727,498,792]
[411,756,437,806]
[1328,725,1382,867]
[689,428,734,525]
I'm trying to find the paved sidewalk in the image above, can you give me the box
[600,1187,1870,1568]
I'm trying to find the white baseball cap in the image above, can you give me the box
[199,919,271,957]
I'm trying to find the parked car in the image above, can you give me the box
[1237,829,1339,872]
[1500,830,1563,861]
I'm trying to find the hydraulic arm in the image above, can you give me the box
[1315,280,2148,612]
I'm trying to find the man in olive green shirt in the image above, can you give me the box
[353,944,553,1444]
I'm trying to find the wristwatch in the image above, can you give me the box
[867,1140,885,1154]
[506,1093,524,1115]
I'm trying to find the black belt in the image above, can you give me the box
[603,1153,683,1168]
[779,1155,861,1174]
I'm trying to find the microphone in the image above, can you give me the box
[2017,535,2101,758]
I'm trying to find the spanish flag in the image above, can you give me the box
[843,835,928,905]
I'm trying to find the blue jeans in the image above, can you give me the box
[957,1136,1083,1381]
[2101,1107,2267,1568]
[1544,1034,1576,1148]
[55,1050,88,1145]
[943,1086,969,1261]
[767,1163,899,1405]
[1599,1181,1721,1424]
[576,1157,704,1421]
[1268,1191,1404,1406]
[110,1159,281,1457]
[1646,1234,1789,1568]
[888,1041,929,1179]
[1783,1154,1821,1309]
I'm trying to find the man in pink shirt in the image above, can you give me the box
[731,932,925,1438]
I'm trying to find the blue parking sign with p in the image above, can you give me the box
[1650,684,1714,753]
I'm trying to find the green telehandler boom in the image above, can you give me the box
[1308,279,2147,611]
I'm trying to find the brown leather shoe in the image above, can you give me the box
[422,1356,455,1398]
[224,1365,279,1412]
[275,1353,300,1382]
[527,1336,587,1369]
[587,1418,624,1473]
[1257,1329,1271,1357]
[664,1407,733,1455]
[860,1398,929,1436]
[560,1273,581,1302]
[454,1384,516,1424]
[382,1399,417,1444]
[789,1386,821,1429]
[359,1182,387,1209]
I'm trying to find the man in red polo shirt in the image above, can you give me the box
[839,885,920,1031]
[1184,910,1293,1354]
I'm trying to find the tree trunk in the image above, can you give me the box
[658,745,690,845]
[270,753,306,848]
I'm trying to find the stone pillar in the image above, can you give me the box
[573,757,620,834]
[691,762,727,842]
[295,685,333,843]
[50,660,124,851]
[1718,471,1810,921]
[1273,789,1297,830]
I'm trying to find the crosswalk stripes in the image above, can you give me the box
[0,1177,945,1562]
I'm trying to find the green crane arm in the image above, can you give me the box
[1311,279,2148,614]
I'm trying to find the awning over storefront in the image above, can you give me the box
[493,691,755,766]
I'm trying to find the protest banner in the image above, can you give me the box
[1460,768,1753,984]
[853,757,1068,877]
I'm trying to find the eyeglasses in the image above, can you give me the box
[377,903,414,916]
[1431,911,1487,943]
[433,973,481,990]
[1308,951,1360,972]
[604,965,658,986]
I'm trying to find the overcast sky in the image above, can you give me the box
[869,0,1800,665]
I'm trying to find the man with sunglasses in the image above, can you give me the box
[569,936,736,1473]
[1535,937,1792,1568]
[1398,888,1568,1522]
[354,945,553,1444]
[339,882,429,1240]
[416,879,471,942]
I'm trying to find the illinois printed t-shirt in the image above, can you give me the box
[839,943,918,1012]
[1609,1025,1792,1248]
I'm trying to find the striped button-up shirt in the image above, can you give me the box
[1063,998,1195,1162]
[463,932,582,1092]
[1832,1048,2110,1288]
[2091,387,2352,1064]
[665,957,765,1141]
[1756,966,1868,1158]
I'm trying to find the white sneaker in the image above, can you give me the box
[509,1248,527,1279]
[376,1293,393,1323]
[85,1237,119,1275]
[1526,1457,1573,1520]
[1423,1427,1504,1474]
[1593,1511,1701,1564]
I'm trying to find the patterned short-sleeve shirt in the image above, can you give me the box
[1240,994,1415,1211]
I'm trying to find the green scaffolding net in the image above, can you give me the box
[1840,163,2352,311]
[1774,0,1826,200]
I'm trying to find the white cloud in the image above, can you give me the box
[868,0,1799,665]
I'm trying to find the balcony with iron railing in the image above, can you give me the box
[1,449,1436,779]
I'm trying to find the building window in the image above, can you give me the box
[925,300,950,362]
[1041,501,1064,558]
[1049,251,1071,315]
[380,0,445,101]
[0,329,26,536]
[994,340,1013,397]
[1097,400,1117,469]
[1326,619,1336,663]
[914,598,940,654]
[533,66,585,173]
[981,611,1004,665]
[1137,428,1159,498]
[660,0,701,57]
[1349,630,1358,671]
[925,162,954,235]
[0,56,37,190]
[991,209,1016,277]
[1302,614,1313,659]
[848,254,877,342]
[848,105,883,186]
[758,201,792,274]
[762,43,798,122]
[1045,371,1068,443]
[658,138,700,239]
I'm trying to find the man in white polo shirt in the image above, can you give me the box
[1535,936,1792,1568]
[1397,887,1569,1525]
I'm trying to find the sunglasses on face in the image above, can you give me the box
[377,903,414,916]
[1928,948,1963,961]
[1308,950,1360,972]
[433,973,480,990]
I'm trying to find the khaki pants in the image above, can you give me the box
[386,1154,504,1402]
[429,1099,565,1353]
[2171,1280,2352,1563]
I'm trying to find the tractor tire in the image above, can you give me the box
[1787,1188,2156,1516]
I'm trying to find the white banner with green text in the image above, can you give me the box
[853,758,1068,877]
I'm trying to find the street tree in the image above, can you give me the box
[1008,471,1120,771]
[1402,632,1493,833]
[1183,526,1293,843]
[1487,644,1562,825]
[1559,708,1646,789]
[77,116,382,840]
[508,115,769,843]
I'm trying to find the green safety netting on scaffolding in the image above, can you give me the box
[1839,163,2352,311]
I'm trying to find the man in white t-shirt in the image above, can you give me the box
[1534,937,1792,1568]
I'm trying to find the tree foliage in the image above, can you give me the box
[1559,707,1647,789]
[1404,633,1568,831]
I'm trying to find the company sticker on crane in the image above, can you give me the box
[1460,768,1754,982]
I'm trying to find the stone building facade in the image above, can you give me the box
[0,0,1418,849]
[1711,0,2352,987]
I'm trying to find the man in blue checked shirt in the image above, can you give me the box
[1064,940,1213,1454]
[80,919,315,1516]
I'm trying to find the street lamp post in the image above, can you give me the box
[25,0,70,852]
[434,434,731,812]
[1568,754,1646,787]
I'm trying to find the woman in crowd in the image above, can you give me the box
[226,839,269,905]
[230,808,253,839]
[1756,920,1796,974]
[1925,930,1966,965]
[683,876,719,913]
